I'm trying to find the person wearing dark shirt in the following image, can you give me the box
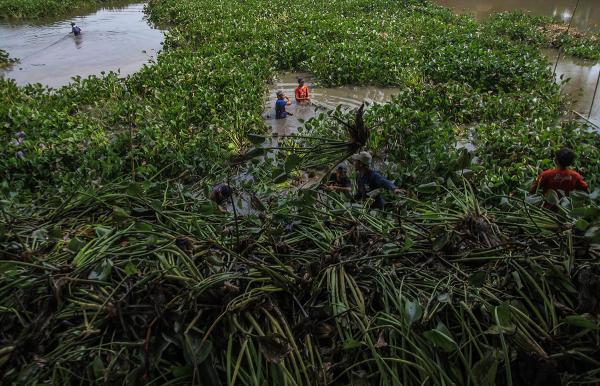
[326,164,352,193]
[530,147,589,197]
[275,90,293,119]
[351,151,403,209]
[71,22,82,36]
[210,183,232,207]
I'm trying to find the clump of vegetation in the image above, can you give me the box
[487,11,600,60]
[0,0,111,19]
[0,0,599,384]
[0,48,17,67]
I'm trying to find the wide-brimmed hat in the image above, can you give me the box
[351,151,372,166]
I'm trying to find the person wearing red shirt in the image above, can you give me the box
[295,77,310,104]
[530,147,589,196]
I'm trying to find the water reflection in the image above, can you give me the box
[0,2,163,87]
[434,0,600,32]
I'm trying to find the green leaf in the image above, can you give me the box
[404,300,422,326]
[94,226,113,238]
[245,147,265,159]
[248,133,267,145]
[89,259,113,281]
[134,222,153,232]
[432,231,451,251]
[127,182,143,197]
[284,154,302,172]
[564,315,598,330]
[472,351,498,386]
[423,322,457,352]
[417,182,439,194]
[342,339,362,350]
[92,355,104,379]
[112,206,129,219]
[68,237,87,253]
[124,261,138,275]
[469,271,486,287]
[273,172,289,184]
[31,228,48,242]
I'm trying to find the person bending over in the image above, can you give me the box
[326,164,352,193]
[530,147,589,197]
[352,151,403,209]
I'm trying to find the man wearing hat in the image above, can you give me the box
[71,22,82,36]
[295,77,310,104]
[326,163,352,193]
[351,151,402,209]
[275,90,293,119]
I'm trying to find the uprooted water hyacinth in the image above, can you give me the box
[1,0,600,384]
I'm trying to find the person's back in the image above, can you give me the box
[531,147,588,196]
[275,98,287,119]
[71,22,81,36]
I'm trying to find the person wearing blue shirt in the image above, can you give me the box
[275,90,293,119]
[71,22,82,36]
[351,151,403,209]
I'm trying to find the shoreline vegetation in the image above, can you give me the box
[1,0,599,385]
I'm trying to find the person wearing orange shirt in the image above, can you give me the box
[295,77,310,104]
[530,147,589,198]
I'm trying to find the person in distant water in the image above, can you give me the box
[210,183,232,208]
[275,90,293,119]
[295,77,310,104]
[530,147,589,197]
[71,22,82,36]
[326,164,352,193]
[352,151,403,209]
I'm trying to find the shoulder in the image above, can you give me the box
[568,169,586,181]
[538,169,557,179]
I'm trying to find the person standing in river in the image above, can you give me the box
[275,90,293,119]
[295,77,310,104]
[351,151,403,209]
[71,22,82,36]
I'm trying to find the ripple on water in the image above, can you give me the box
[0,2,163,87]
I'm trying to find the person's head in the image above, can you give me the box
[210,183,232,205]
[298,77,305,87]
[351,151,372,170]
[71,22,76,26]
[335,164,348,179]
[276,90,284,100]
[555,147,576,169]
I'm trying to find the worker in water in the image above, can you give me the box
[71,22,82,36]
[210,183,233,208]
[351,151,403,209]
[530,147,589,197]
[275,90,293,119]
[295,77,310,104]
[325,163,352,193]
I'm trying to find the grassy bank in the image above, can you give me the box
[486,11,600,60]
[1,0,599,384]
[0,0,115,19]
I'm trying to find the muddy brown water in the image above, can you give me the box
[0,1,163,87]
[435,0,600,125]
[263,72,400,140]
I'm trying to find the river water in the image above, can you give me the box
[0,2,163,87]
[435,0,600,124]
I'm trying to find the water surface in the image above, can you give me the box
[0,2,163,87]
[435,0,600,125]
[263,72,400,137]
[435,0,600,32]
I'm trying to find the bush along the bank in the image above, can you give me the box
[1,0,600,385]
[486,11,600,60]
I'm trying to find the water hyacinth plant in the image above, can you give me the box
[0,0,600,384]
